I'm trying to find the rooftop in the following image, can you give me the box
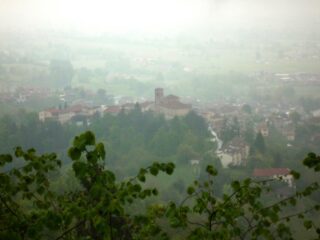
[253,168,291,177]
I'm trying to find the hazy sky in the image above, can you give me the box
[0,0,319,34]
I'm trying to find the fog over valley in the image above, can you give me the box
[1,0,319,34]
[0,1,320,239]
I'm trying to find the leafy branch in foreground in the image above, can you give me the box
[165,161,320,240]
[0,131,319,239]
[0,131,174,240]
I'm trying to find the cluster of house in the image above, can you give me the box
[253,168,295,197]
[39,88,193,124]
[104,88,192,119]
[190,157,295,196]
[38,87,297,196]
[38,104,105,125]
[198,103,301,167]
[218,137,250,167]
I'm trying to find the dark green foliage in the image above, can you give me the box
[0,131,175,239]
[165,160,320,239]
[253,132,266,154]
[183,111,209,138]
[220,117,240,143]
[1,132,320,239]
[88,108,210,176]
[303,152,320,172]
[243,120,255,144]
[0,113,75,157]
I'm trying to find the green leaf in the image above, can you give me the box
[27,226,38,238]
[231,181,241,191]
[73,161,87,178]
[45,212,62,230]
[289,198,296,206]
[36,186,45,195]
[187,186,195,195]
[0,154,12,166]
[11,168,22,178]
[290,170,300,180]
[138,174,146,182]
[150,166,159,176]
[269,211,279,223]
[303,153,320,171]
[96,142,106,159]
[15,147,24,157]
[165,163,174,175]
[206,165,218,176]
[152,188,158,196]
[303,220,312,230]
[84,131,96,145]
[132,184,142,192]
[68,147,81,160]
[105,170,116,182]
[73,131,96,150]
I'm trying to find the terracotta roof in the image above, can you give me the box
[105,106,121,113]
[165,94,179,100]
[44,104,90,115]
[45,108,61,114]
[65,105,87,113]
[253,168,290,177]
[139,101,153,108]
[160,102,192,110]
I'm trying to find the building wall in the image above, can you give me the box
[232,153,242,166]
[219,153,233,168]
[155,88,164,105]
[159,106,190,119]
[58,112,75,124]
[39,111,52,121]
[273,174,294,188]
[260,129,269,137]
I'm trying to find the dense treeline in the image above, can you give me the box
[0,107,211,174]
[90,106,211,176]
[0,107,318,203]
[0,113,75,154]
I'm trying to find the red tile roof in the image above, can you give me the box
[46,108,61,114]
[139,101,153,108]
[105,106,121,113]
[253,168,290,177]
[64,105,87,113]
[160,102,192,110]
[165,94,179,100]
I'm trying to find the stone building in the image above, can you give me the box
[153,88,192,119]
[219,137,250,167]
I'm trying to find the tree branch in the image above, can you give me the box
[55,220,85,240]
[0,195,19,219]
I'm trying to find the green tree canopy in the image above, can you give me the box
[0,132,319,240]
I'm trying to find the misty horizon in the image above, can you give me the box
[1,0,319,36]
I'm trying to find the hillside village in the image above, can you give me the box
[1,1,320,238]
[29,86,319,193]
